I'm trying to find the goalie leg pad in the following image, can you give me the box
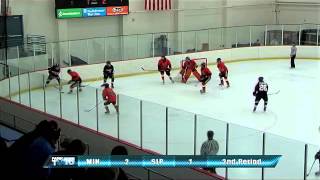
[183,69,192,83]
[192,70,201,81]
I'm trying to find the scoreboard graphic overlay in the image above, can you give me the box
[45,155,281,168]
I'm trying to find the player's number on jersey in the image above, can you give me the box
[259,84,268,92]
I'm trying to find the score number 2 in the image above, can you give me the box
[188,159,193,164]
[124,159,129,165]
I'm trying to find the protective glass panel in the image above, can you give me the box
[123,35,138,60]
[168,32,182,55]
[251,25,265,46]
[196,30,209,52]
[137,34,153,58]
[118,94,140,146]
[265,134,305,179]
[228,124,263,179]
[167,107,194,155]
[88,38,105,64]
[266,25,282,46]
[142,100,166,154]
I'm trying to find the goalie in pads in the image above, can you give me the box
[180,57,201,83]
[101,83,119,114]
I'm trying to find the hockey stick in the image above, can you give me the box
[84,101,104,112]
[52,85,64,93]
[268,90,280,95]
[306,158,317,177]
[141,66,158,72]
[79,84,89,88]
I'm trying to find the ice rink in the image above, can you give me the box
[11,59,320,179]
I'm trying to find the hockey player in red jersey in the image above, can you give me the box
[101,83,119,114]
[181,57,201,83]
[253,77,268,112]
[217,58,230,87]
[200,63,212,94]
[158,56,174,84]
[67,69,83,94]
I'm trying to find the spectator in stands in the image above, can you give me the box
[9,120,50,155]
[111,146,129,180]
[0,137,7,175]
[86,145,129,180]
[49,139,87,180]
[0,137,7,154]
[270,38,279,45]
[60,137,72,151]
[253,39,261,46]
[7,120,52,178]
[201,130,219,174]
[22,120,61,179]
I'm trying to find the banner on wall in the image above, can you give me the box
[106,6,129,16]
[83,7,106,17]
[57,9,83,19]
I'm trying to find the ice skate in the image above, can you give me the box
[226,81,230,88]
[105,107,110,114]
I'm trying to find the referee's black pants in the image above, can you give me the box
[291,55,296,68]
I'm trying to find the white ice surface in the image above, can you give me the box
[11,59,320,179]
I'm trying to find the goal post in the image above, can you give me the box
[180,58,208,69]
[178,58,208,82]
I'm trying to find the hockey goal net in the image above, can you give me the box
[179,58,208,82]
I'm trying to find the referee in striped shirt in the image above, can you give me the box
[201,130,219,174]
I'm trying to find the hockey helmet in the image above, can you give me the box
[106,61,111,64]
[258,76,264,82]
[101,83,109,88]
[67,69,72,73]
[201,62,206,67]
[216,58,221,62]
[185,57,191,61]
